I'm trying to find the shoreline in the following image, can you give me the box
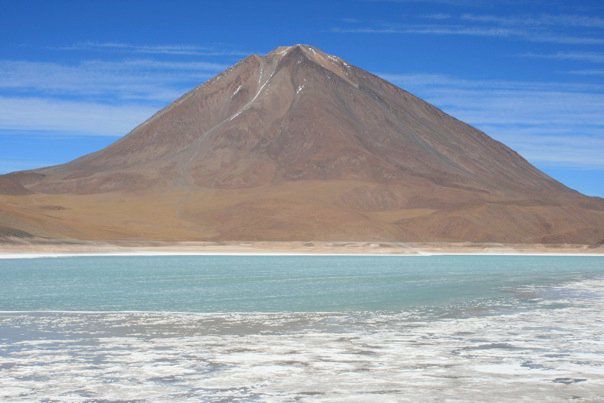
[2,253,603,259]
[0,240,602,258]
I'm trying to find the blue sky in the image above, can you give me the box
[1,0,603,196]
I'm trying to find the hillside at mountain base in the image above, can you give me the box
[1,45,603,244]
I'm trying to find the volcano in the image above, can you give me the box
[1,44,603,244]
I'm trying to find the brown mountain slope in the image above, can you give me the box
[1,44,603,244]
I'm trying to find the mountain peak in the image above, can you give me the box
[257,44,356,89]
[270,44,324,55]
[262,44,344,66]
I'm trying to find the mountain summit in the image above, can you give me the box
[1,44,603,243]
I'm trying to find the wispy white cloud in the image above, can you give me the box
[379,73,604,167]
[379,72,604,92]
[333,24,604,45]
[489,133,604,168]
[333,7,604,45]
[0,97,157,135]
[0,59,224,102]
[460,13,604,29]
[568,69,604,76]
[0,53,236,137]
[423,13,451,20]
[55,42,251,57]
[521,51,604,63]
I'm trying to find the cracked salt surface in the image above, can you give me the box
[1,277,604,401]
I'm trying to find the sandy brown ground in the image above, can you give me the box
[1,239,602,256]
